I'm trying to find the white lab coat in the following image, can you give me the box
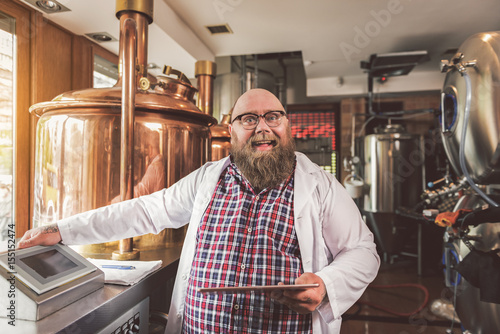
[58,152,380,334]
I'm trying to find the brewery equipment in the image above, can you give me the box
[193,60,232,160]
[358,124,425,260]
[211,114,231,161]
[31,0,216,258]
[439,31,500,333]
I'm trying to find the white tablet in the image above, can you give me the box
[198,283,319,293]
[0,244,97,295]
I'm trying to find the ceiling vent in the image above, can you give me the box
[206,24,233,35]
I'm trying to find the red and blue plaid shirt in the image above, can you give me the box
[183,161,312,333]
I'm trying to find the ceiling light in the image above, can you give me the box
[85,32,117,43]
[36,1,60,12]
[22,0,70,14]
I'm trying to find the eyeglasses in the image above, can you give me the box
[232,110,286,130]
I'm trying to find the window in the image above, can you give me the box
[0,12,15,241]
[93,54,118,88]
[0,2,31,238]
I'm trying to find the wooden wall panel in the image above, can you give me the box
[72,35,94,90]
[32,14,73,104]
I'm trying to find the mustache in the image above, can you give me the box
[248,133,279,146]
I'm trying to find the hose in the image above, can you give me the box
[459,72,499,207]
[357,283,429,317]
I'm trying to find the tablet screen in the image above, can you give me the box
[20,249,78,279]
[198,283,319,293]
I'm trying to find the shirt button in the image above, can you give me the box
[247,227,252,233]
[241,264,246,269]
[182,274,187,280]
[234,305,239,310]
[255,195,259,200]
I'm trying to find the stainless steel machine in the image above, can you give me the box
[358,124,425,260]
[439,31,500,333]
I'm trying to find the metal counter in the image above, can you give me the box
[11,247,181,334]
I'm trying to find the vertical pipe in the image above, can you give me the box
[240,55,246,94]
[115,0,153,83]
[368,74,374,115]
[113,0,153,260]
[254,54,259,88]
[114,16,138,259]
[195,60,217,115]
[132,12,149,80]
[278,57,287,108]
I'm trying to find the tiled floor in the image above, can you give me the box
[340,259,463,334]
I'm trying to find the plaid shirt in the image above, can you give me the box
[183,161,312,333]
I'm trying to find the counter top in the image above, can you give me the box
[9,246,182,334]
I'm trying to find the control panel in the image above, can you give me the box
[97,297,149,334]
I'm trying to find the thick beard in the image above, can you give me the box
[231,128,296,191]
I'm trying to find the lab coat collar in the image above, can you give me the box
[294,152,320,217]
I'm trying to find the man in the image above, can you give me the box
[19,88,379,333]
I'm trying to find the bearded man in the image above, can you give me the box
[19,89,379,334]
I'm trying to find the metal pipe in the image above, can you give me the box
[112,0,154,260]
[115,0,153,83]
[240,55,246,93]
[116,16,138,259]
[278,57,287,108]
[254,54,258,88]
[195,60,217,115]
[132,12,149,80]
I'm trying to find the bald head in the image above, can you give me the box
[231,89,285,122]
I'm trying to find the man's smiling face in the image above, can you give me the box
[229,89,290,152]
[228,89,296,191]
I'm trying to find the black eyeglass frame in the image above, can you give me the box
[231,110,287,129]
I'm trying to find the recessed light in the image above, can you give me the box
[36,1,60,12]
[85,32,117,43]
[22,0,71,14]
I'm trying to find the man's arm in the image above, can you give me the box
[18,223,62,249]
[314,177,380,320]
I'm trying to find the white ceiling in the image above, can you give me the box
[21,0,500,97]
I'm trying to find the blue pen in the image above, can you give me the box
[101,265,136,270]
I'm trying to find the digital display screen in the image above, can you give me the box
[20,249,78,279]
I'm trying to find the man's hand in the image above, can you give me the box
[18,224,62,249]
[270,272,328,314]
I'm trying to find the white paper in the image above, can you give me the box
[87,258,162,285]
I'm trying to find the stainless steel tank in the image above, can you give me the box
[359,124,425,258]
[440,31,500,184]
[30,0,216,257]
[440,31,500,333]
